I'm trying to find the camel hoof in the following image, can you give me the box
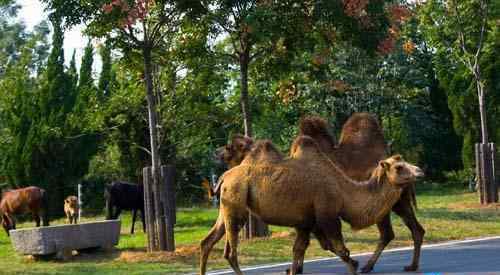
[348,259,359,275]
[352,259,359,270]
[360,265,373,273]
[285,266,303,274]
[404,265,418,272]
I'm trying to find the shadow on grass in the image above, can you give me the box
[176,217,217,228]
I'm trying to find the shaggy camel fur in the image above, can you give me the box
[211,137,283,197]
[297,114,424,273]
[200,136,424,275]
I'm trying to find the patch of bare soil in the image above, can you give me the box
[118,245,210,263]
[117,232,294,263]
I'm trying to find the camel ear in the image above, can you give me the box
[392,154,402,161]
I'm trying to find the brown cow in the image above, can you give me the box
[0,186,49,235]
[64,196,79,224]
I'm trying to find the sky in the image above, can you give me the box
[17,0,97,71]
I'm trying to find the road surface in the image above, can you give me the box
[207,236,500,275]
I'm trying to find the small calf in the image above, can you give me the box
[64,196,79,224]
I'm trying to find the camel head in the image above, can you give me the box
[214,134,254,168]
[372,155,424,187]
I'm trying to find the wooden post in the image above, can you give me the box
[143,167,157,252]
[77,183,82,223]
[475,143,483,204]
[143,166,176,251]
[476,143,498,204]
[152,168,167,251]
[488,143,498,202]
[161,165,176,251]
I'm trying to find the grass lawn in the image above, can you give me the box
[1,183,499,274]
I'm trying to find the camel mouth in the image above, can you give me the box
[414,168,425,179]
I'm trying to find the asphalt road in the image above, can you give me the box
[207,236,500,275]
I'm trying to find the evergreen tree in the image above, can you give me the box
[78,41,93,90]
[98,40,112,98]
[68,50,78,86]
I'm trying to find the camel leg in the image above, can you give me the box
[286,228,310,275]
[200,213,226,275]
[317,218,358,274]
[286,240,307,274]
[131,209,137,234]
[33,213,41,227]
[393,202,425,272]
[360,214,394,273]
[223,215,244,275]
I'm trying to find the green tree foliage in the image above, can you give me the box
[0,16,99,214]
[4,0,499,207]
[419,0,500,169]
[98,40,113,97]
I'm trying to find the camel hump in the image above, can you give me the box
[338,112,385,147]
[298,116,336,153]
[241,139,283,165]
[290,135,323,159]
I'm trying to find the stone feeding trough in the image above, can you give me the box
[9,220,121,260]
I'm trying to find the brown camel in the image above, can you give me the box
[200,136,424,275]
[297,114,424,273]
[214,113,424,273]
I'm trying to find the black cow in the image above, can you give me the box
[105,181,145,234]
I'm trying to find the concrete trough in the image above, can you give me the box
[9,220,121,257]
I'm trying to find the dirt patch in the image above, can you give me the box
[271,231,293,239]
[118,245,211,263]
[117,232,294,263]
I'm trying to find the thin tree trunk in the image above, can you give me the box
[477,81,488,144]
[143,46,167,250]
[240,50,252,137]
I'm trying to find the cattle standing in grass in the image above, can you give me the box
[104,181,145,234]
[64,196,79,224]
[0,186,49,236]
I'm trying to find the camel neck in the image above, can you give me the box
[337,172,403,230]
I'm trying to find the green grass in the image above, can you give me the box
[1,183,500,274]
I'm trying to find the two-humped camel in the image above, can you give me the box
[201,135,424,275]
[297,113,424,273]
[212,113,425,273]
